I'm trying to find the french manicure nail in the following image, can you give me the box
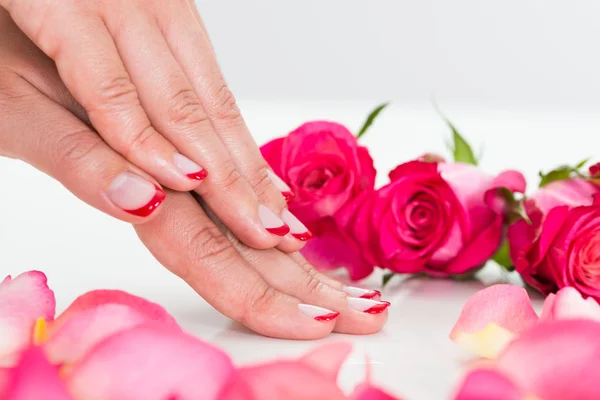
[343,286,381,299]
[267,170,294,202]
[281,209,312,241]
[298,304,340,322]
[258,205,290,236]
[347,298,390,314]
[173,153,207,181]
[107,172,165,217]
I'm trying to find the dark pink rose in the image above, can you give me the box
[589,162,600,177]
[510,189,600,299]
[337,161,525,277]
[508,178,600,293]
[260,121,376,280]
[261,121,376,226]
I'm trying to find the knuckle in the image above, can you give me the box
[166,88,207,127]
[250,165,286,206]
[218,163,244,192]
[210,83,241,121]
[240,284,279,325]
[190,224,236,268]
[53,130,103,171]
[94,75,139,109]
[303,268,326,295]
[122,124,157,157]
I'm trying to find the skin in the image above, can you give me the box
[0,9,388,338]
[0,0,302,252]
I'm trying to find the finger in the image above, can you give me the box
[135,190,339,339]
[155,3,310,249]
[100,7,286,250]
[6,6,203,192]
[0,73,166,222]
[196,196,388,335]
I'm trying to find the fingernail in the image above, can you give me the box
[343,286,381,299]
[174,153,207,181]
[298,304,340,322]
[347,298,390,314]
[108,172,165,217]
[267,170,294,202]
[281,209,312,241]
[258,205,289,236]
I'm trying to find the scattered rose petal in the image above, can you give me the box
[539,287,600,322]
[51,289,178,333]
[2,347,72,400]
[497,320,600,400]
[0,271,56,366]
[67,324,234,400]
[453,368,524,400]
[218,342,352,400]
[350,384,401,400]
[450,285,539,358]
[45,303,180,366]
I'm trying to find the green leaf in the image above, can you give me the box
[356,102,389,139]
[452,129,478,166]
[432,100,477,165]
[538,158,591,187]
[381,272,395,288]
[539,166,575,187]
[575,158,589,169]
[492,241,514,271]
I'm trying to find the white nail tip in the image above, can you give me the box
[281,209,308,233]
[298,304,336,318]
[258,205,285,229]
[267,170,292,192]
[347,297,387,312]
[343,286,377,297]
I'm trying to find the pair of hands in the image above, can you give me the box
[0,1,388,338]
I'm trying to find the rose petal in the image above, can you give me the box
[453,368,523,400]
[2,347,72,400]
[260,137,285,177]
[350,384,401,400]
[0,271,56,366]
[539,287,600,322]
[52,289,178,333]
[450,285,539,358]
[45,303,180,366]
[439,215,503,276]
[453,323,516,359]
[356,146,376,191]
[299,342,353,381]
[497,320,600,400]
[67,324,234,400]
[532,178,598,214]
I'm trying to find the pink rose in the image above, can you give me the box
[511,194,600,300]
[508,178,599,293]
[337,160,525,277]
[261,121,376,226]
[261,121,377,280]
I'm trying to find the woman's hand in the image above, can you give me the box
[135,190,389,339]
[0,0,306,251]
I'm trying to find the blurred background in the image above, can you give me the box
[198,0,600,187]
[199,0,600,111]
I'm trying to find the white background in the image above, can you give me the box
[2,1,600,399]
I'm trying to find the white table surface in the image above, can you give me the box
[1,100,597,399]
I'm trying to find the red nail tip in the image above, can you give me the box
[266,224,291,236]
[123,186,166,217]
[363,301,390,314]
[314,311,340,322]
[291,231,313,241]
[282,191,295,202]
[360,290,382,299]
[186,169,208,181]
